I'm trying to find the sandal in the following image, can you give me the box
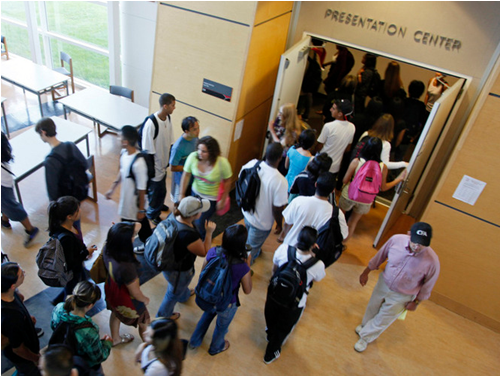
[113,333,134,346]
[169,312,181,320]
[209,340,230,356]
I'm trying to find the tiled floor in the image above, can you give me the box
[1,55,499,375]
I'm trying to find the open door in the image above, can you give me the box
[268,35,311,124]
[373,78,466,247]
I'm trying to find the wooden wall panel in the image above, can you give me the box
[236,10,292,119]
[424,204,499,326]
[434,93,500,224]
[152,5,251,121]
[228,98,273,181]
[160,1,257,26]
[254,1,293,25]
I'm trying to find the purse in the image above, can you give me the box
[90,252,107,284]
[216,158,230,216]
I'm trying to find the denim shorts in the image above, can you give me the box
[1,186,28,222]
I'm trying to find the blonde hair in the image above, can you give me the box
[63,281,101,312]
[368,114,394,142]
[279,103,302,148]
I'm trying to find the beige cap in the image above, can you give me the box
[178,196,211,217]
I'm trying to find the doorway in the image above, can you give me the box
[269,33,469,246]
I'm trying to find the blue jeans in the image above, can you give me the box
[147,174,167,220]
[157,268,194,318]
[190,302,238,354]
[193,193,217,240]
[244,220,271,265]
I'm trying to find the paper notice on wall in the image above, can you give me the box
[234,119,243,142]
[452,175,486,206]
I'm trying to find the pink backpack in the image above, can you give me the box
[348,160,382,204]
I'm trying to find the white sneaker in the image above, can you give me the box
[133,245,145,255]
[354,338,368,353]
[355,325,362,335]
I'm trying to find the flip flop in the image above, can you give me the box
[169,312,181,320]
[113,333,134,347]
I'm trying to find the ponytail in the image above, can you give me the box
[63,281,101,313]
[47,196,79,234]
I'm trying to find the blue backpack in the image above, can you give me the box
[195,247,233,312]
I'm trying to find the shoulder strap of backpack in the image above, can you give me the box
[127,153,142,182]
[150,114,159,140]
[73,321,95,331]
[1,164,15,176]
[301,256,318,270]
[254,159,262,169]
[287,245,296,262]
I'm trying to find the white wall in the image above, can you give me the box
[120,1,158,108]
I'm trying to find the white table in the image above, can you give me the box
[1,97,8,138]
[1,58,69,118]
[58,87,148,136]
[9,117,91,205]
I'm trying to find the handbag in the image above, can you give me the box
[90,252,107,284]
[216,158,230,216]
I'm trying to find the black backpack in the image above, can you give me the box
[36,233,73,287]
[267,245,317,309]
[313,200,344,268]
[350,135,371,161]
[137,114,170,150]
[236,160,261,213]
[47,143,89,201]
[48,321,94,375]
[127,152,156,193]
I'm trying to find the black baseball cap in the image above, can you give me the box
[410,222,432,247]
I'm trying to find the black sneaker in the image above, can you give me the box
[133,245,145,255]
[36,327,44,338]
[1,219,11,229]
[161,204,169,212]
[263,350,280,364]
[24,227,39,247]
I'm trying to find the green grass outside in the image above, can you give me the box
[2,1,110,88]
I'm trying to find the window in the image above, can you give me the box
[1,2,31,59]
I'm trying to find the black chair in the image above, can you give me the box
[109,85,134,102]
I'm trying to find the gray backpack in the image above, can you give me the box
[144,213,198,271]
[36,233,73,287]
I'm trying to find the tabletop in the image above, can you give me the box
[58,87,148,130]
[9,117,91,179]
[1,58,69,92]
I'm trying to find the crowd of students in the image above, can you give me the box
[1,79,441,375]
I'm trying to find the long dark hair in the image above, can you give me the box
[221,224,248,262]
[359,137,382,163]
[149,318,183,375]
[103,222,138,264]
[48,196,80,234]
[295,129,316,150]
[1,132,13,163]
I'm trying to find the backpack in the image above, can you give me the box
[144,213,198,271]
[235,160,261,213]
[47,143,89,201]
[313,201,344,268]
[367,69,381,98]
[48,321,94,376]
[350,135,371,161]
[267,245,317,309]
[126,152,156,193]
[137,114,170,150]
[36,233,73,287]
[348,160,382,204]
[195,247,233,312]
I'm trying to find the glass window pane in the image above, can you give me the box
[45,2,108,49]
[1,23,30,59]
[2,1,27,23]
[50,39,109,88]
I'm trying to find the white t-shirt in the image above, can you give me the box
[273,243,326,307]
[318,120,355,173]
[142,112,173,181]
[360,131,407,170]
[119,150,148,220]
[141,344,173,376]
[241,160,288,231]
[1,162,14,188]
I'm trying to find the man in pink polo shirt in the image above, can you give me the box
[355,222,440,352]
